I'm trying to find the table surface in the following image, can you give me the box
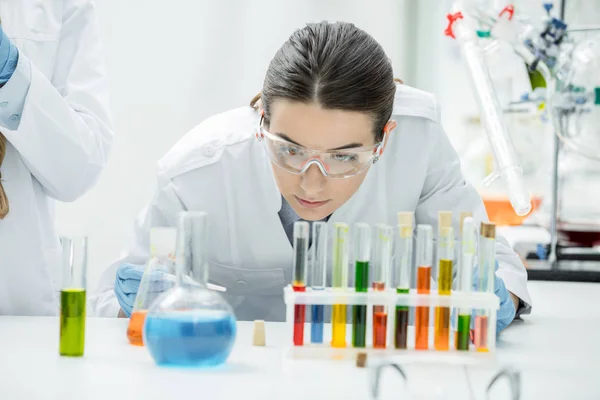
[1,281,599,400]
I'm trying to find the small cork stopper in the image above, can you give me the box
[397,212,414,227]
[459,212,473,234]
[400,225,412,238]
[356,352,368,368]
[252,320,266,346]
[438,211,452,232]
[480,222,496,239]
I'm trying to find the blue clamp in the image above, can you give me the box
[536,244,548,260]
[543,3,553,13]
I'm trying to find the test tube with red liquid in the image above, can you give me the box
[292,221,309,346]
[372,223,393,349]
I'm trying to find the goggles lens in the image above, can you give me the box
[260,127,381,179]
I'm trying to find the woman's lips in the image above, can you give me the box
[295,196,330,209]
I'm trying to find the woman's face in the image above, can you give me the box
[267,100,379,221]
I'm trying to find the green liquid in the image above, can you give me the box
[60,289,86,357]
[456,314,471,351]
[353,261,369,347]
[355,261,369,292]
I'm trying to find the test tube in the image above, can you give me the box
[372,224,393,349]
[59,237,87,357]
[310,222,327,344]
[475,222,496,352]
[453,212,472,347]
[394,212,413,349]
[292,221,309,346]
[434,211,453,351]
[352,223,371,348]
[457,217,476,351]
[415,225,433,350]
[331,223,349,348]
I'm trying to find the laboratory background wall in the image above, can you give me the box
[55,0,600,291]
[55,0,412,290]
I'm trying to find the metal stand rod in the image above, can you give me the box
[548,116,561,268]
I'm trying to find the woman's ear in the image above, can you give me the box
[381,120,397,153]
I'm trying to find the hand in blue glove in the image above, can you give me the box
[472,261,516,334]
[114,263,174,317]
[0,25,19,85]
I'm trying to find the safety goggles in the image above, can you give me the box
[256,123,385,179]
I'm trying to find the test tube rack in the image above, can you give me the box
[283,285,499,360]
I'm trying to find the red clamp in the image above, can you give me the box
[499,4,515,20]
[444,12,464,39]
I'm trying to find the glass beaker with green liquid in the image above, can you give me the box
[59,237,87,357]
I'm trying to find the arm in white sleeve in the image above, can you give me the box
[414,119,532,314]
[2,0,112,202]
[0,52,31,130]
[90,174,186,317]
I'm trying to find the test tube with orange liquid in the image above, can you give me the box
[414,225,433,350]
[127,228,176,346]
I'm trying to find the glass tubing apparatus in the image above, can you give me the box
[284,211,500,356]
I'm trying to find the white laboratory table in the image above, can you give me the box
[1,281,599,400]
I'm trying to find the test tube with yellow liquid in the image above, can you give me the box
[331,223,349,348]
[59,237,87,357]
[434,212,453,351]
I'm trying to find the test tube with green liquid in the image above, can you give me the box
[59,237,87,357]
[457,217,476,351]
[353,223,371,348]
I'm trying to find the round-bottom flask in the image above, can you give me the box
[144,212,237,367]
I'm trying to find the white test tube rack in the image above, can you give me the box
[284,285,499,360]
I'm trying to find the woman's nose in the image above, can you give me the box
[300,162,327,194]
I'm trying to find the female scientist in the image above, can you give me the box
[92,22,530,330]
[0,1,112,315]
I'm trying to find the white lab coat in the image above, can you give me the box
[0,1,112,315]
[92,85,531,321]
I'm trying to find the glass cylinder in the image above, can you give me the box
[59,237,87,357]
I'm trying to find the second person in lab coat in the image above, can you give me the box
[92,21,530,329]
[0,0,112,315]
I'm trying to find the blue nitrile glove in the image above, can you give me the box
[472,261,516,334]
[114,264,173,317]
[0,25,19,85]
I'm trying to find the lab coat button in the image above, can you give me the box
[203,146,215,157]
[236,280,247,288]
[9,114,20,121]
[0,102,8,107]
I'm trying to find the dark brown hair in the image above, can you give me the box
[252,21,396,142]
[0,134,8,219]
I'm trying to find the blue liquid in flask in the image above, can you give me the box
[144,310,237,367]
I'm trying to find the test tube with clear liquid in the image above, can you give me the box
[292,221,309,346]
[372,223,393,349]
[59,237,87,357]
[331,223,349,348]
[310,222,327,344]
[476,222,496,352]
[415,225,433,350]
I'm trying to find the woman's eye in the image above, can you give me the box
[332,153,358,163]
[280,145,303,156]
